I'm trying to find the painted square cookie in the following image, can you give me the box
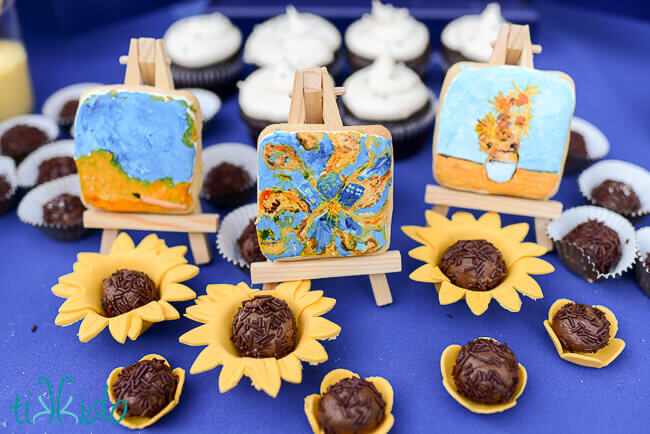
[257,128,393,261]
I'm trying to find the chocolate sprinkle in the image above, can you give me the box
[42,193,85,226]
[237,219,266,265]
[552,302,610,353]
[101,269,159,317]
[37,156,77,185]
[452,338,519,405]
[318,377,386,434]
[31,325,37,332]
[591,179,641,215]
[439,239,507,291]
[562,220,621,274]
[1,124,49,163]
[231,295,297,359]
[112,358,177,418]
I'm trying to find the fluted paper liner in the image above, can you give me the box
[16,139,75,188]
[635,227,650,297]
[216,202,258,272]
[0,156,17,215]
[201,142,256,208]
[0,114,59,148]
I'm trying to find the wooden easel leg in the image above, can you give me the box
[368,274,393,306]
[534,217,553,252]
[100,229,120,254]
[432,205,450,217]
[188,232,212,265]
[263,283,279,291]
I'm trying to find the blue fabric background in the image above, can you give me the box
[1,2,648,433]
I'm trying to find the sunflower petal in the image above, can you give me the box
[302,297,336,317]
[511,242,548,260]
[77,312,108,342]
[409,245,435,263]
[189,345,224,374]
[108,315,130,343]
[465,291,492,315]
[51,283,80,298]
[425,209,451,228]
[55,310,85,326]
[158,301,180,320]
[478,212,501,229]
[307,317,341,339]
[438,282,465,305]
[57,297,88,313]
[109,233,135,255]
[409,264,436,283]
[262,359,282,397]
[205,284,239,303]
[179,323,215,346]
[515,257,555,275]
[451,211,476,225]
[501,222,529,243]
[493,286,522,312]
[278,355,302,383]
[402,225,426,244]
[76,252,105,266]
[160,283,196,301]
[128,315,144,340]
[219,361,244,393]
[137,302,165,322]
[294,339,328,363]
[184,303,217,324]
[295,290,323,314]
[513,274,544,299]
[135,234,164,252]
[162,264,199,286]
[320,369,358,394]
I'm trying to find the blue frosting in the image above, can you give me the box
[74,90,197,184]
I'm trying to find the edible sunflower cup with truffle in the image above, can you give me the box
[543,298,625,368]
[304,369,394,434]
[106,354,185,429]
[52,233,198,343]
[440,337,527,414]
[402,211,554,315]
[179,280,340,398]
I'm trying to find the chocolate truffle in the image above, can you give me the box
[237,219,266,264]
[452,338,519,405]
[203,162,251,197]
[0,174,11,198]
[318,377,386,434]
[42,193,85,226]
[58,99,79,126]
[112,358,177,418]
[439,239,507,291]
[568,130,587,159]
[591,179,641,215]
[231,295,297,358]
[562,220,621,274]
[645,254,650,271]
[37,156,77,185]
[552,302,610,353]
[1,124,49,163]
[101,269,159,317]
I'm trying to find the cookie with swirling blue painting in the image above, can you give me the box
[257,130,393,261]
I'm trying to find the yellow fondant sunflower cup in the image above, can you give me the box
[106,354,185,429]
[543,298,626,368]
[304,369,394,434]
[402,211,554,315]
[52,233,198,343]
[179,280,340,398]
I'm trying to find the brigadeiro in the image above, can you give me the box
[42,193,85,227]
[37,156,77,185]
[112,358,178,418]
[0,115,58,163]
[201,143,257,208]
[318,376,386,433]
[216,203,260,272]
[564,117,610,175]
[16,140,76,188]
[237,219,266,265]
[551,302,610,353]
[635,228,650,297]
[231,294,297,358]
[439,239,507,291]
[590,180,641,216]
[562,220,621,275]
[101,269,159,317]
[0,156,18,215]
[452,338,519,405]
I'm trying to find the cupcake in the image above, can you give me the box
[341,56,436,160]
[216,203,263,272]
[243,6,342,79]
[164,13,243,96]
[564,116,610,175]
[578,160,649,220]
[16,174,91,241]
[201,142,256,208]
[41,82,101,133]
[0,114,59,163]
[0,156,18,215]
[635,227,650,297]
[547,206,637,282]
[16,139,75,188]
[238,64,294,142]
[440,3,505,70]
[345,1,431,77]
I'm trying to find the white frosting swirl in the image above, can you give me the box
[441,3,505,62]
[164,13,242,68]
[238,65,294,122]
[345,1,430,62]
[342,56,429,121]
[243,6,341,69]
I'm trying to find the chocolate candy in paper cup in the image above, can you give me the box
[16,140,75,188]
[635,227,650,297]
[216,203,259,273]
[0,156,18,215]
[564,116,609,175]
[201,143,256,209]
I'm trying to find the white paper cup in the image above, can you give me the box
[0,114,60,161]
[547,205,637,282]
[17,174,91,241]
[0,156,18,215]
[181,88,221,124]
[578,159,650,218]
[216,203,258,272]
[201,142,257,208]
[635,227,650,297]
[16,140,75,188]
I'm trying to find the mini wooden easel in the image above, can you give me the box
[427,25,561,250]
[250,67,402,306]
[82,38,219,264]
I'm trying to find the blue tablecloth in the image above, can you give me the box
[1,3,648,433]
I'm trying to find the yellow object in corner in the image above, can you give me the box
[304,369,395,434]
[440,338,528,414]
[543,298,626,368]
[106,354,185,429]
[0,40,34,120]
[179,280,341,398]
[51,233,198,343]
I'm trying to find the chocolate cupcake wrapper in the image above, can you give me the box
[181,88,221,124]
[0,156,18,215]
[0,114,60,158]
[635,227,650,297]
[577,159,650,219]
[16,139,75,188]
[171,50,242,98]
[41,82,102,132]
[17,174,92,241]
[341,92,437,160]
[201,142,257,208]
[216,203,258,273]
[564,117,610,175]
[547,206,637,282]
